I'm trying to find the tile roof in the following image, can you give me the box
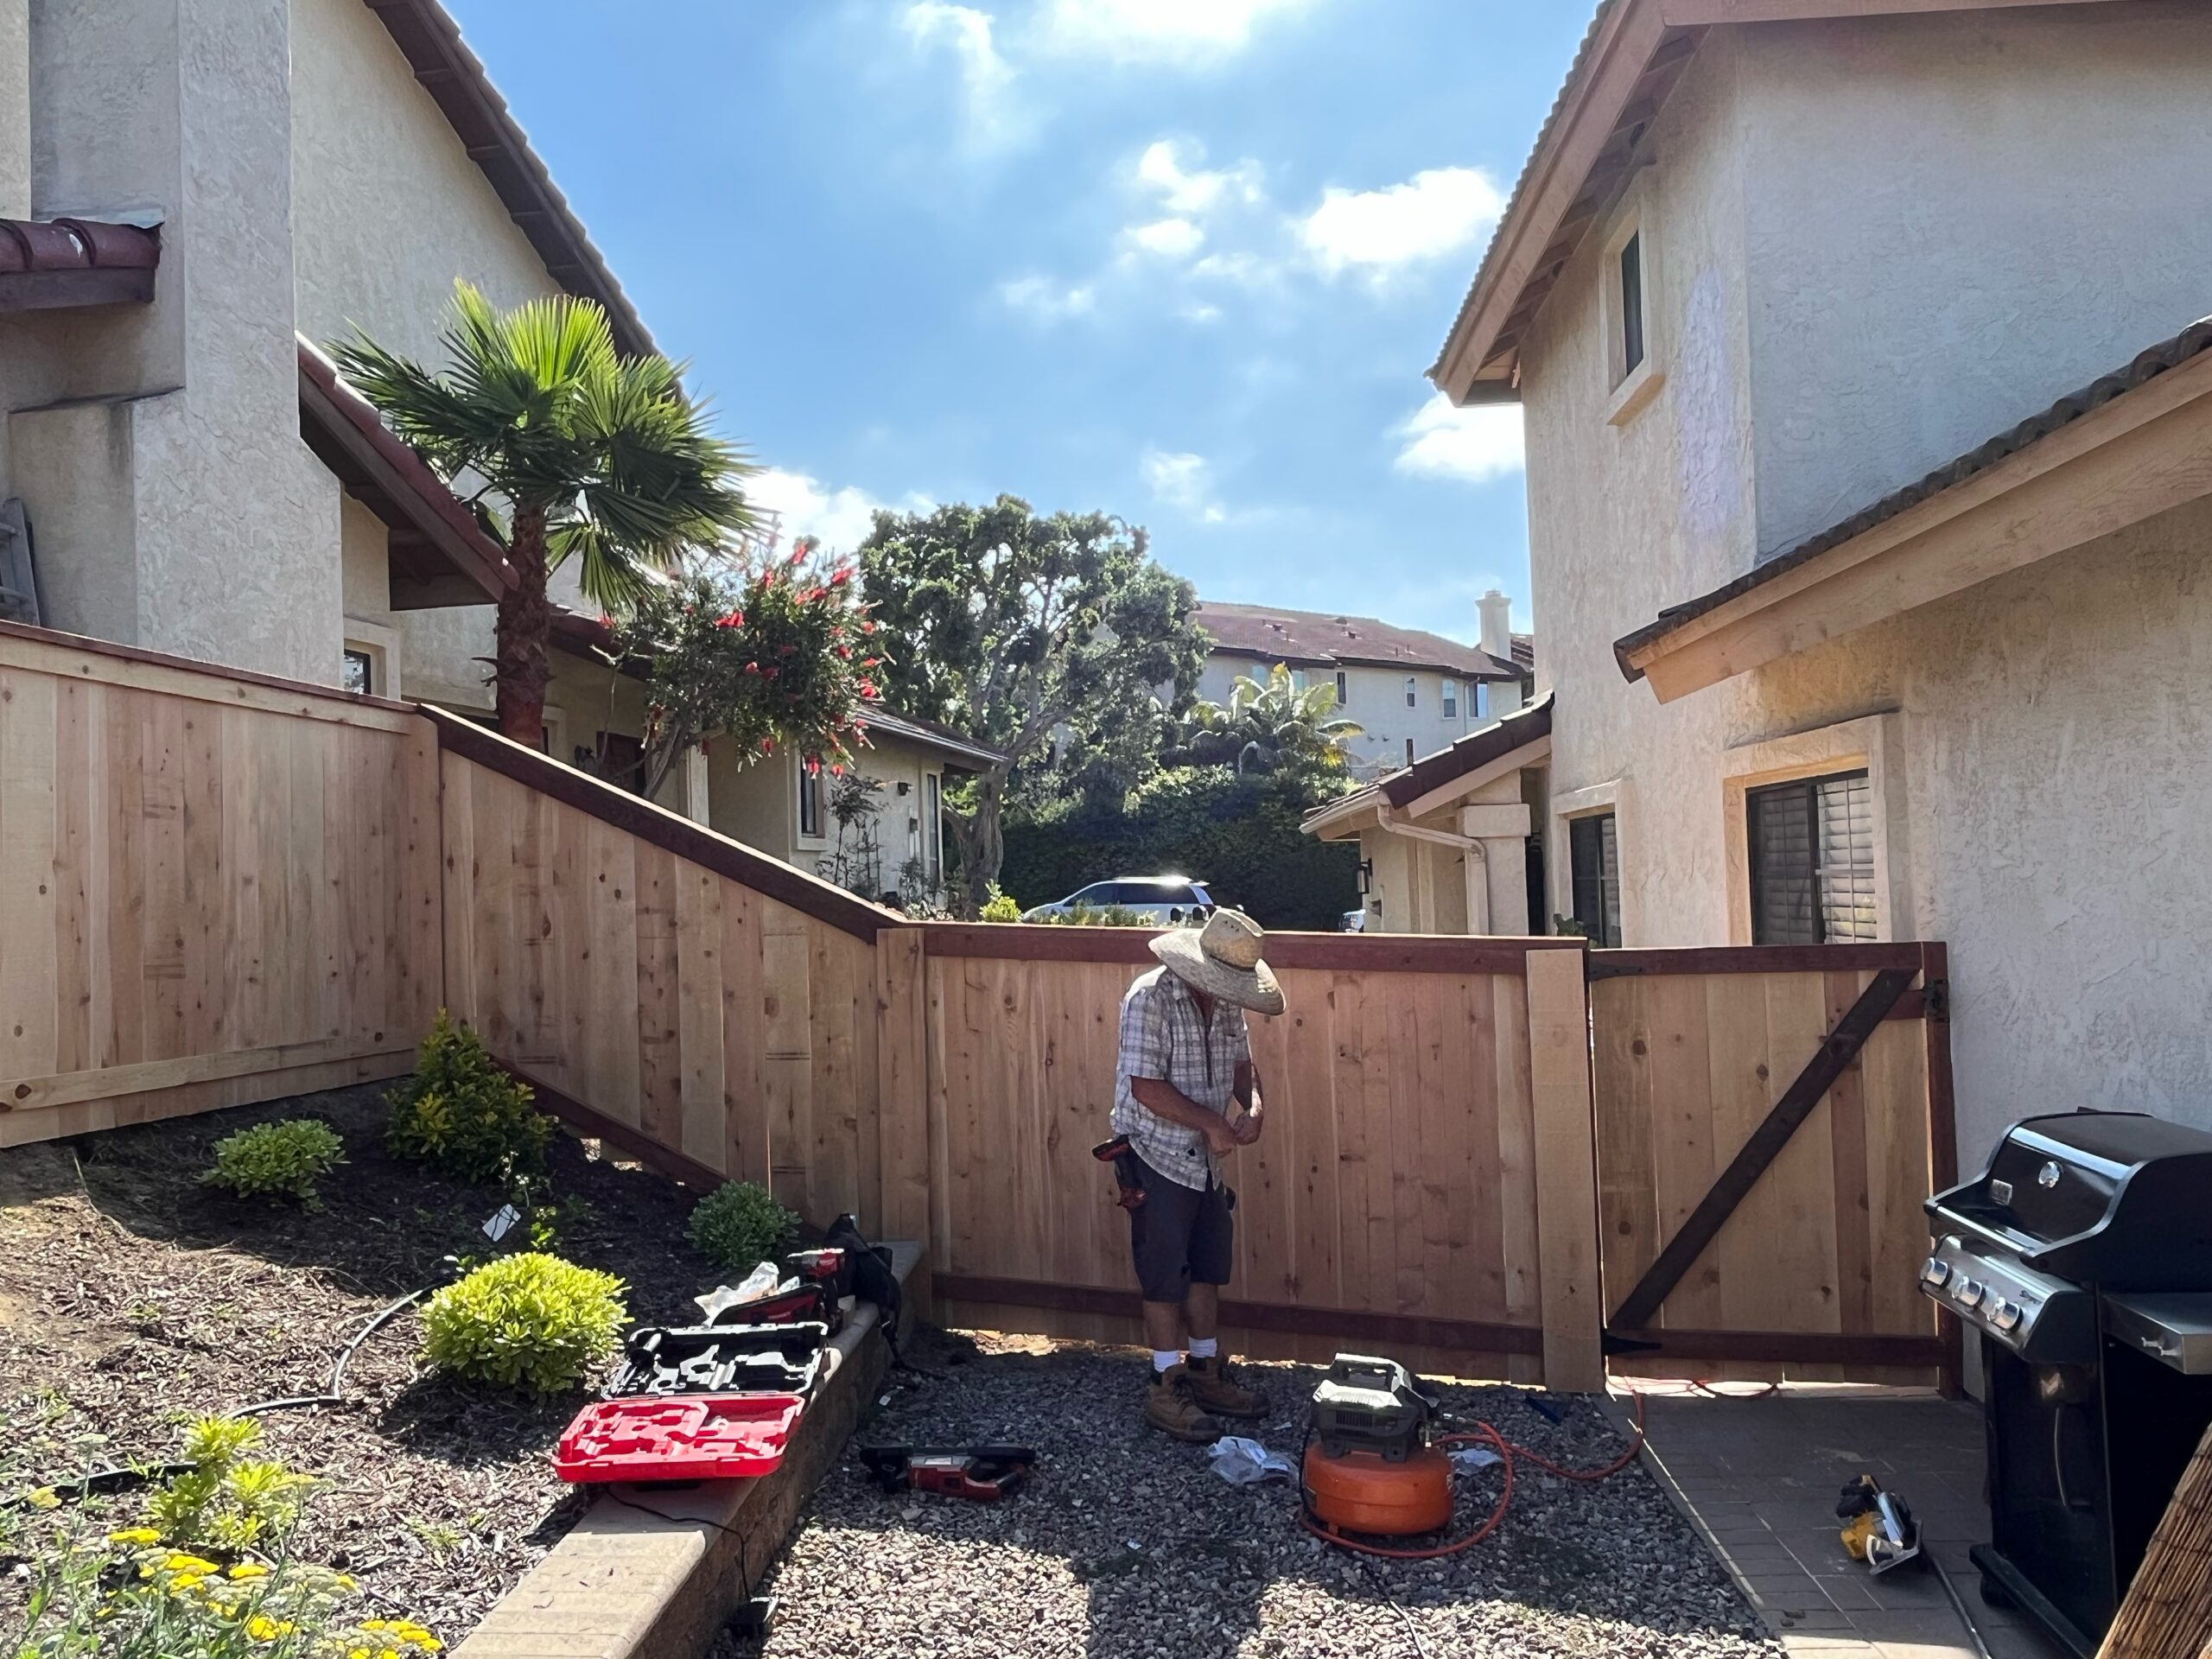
[361,0,653,357]
[0,217,159,312]
[298,337,515,605]
[1614,313,2212,677]
[1197,601,1522,681]
[1305,692,1554,833]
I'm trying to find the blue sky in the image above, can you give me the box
[442,1,1588,642]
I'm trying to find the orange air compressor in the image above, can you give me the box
[1300,1355,1454,1537]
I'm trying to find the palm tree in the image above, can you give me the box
[1181,663,1363,777]
[335,283,753,746]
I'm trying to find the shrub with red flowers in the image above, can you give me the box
[606,542,879,802]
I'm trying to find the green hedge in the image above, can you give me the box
[1000,766,1359,932]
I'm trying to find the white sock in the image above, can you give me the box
[1153,1350,1180,1374]
[1187,1338,1219,1361]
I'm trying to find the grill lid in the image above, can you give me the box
[1928,1112,2212,1289]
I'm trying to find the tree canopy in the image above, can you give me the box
[858,496,1208,913]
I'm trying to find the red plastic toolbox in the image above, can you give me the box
[554,1393,805,1484]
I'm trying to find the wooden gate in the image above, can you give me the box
[1588,944,1957,1388]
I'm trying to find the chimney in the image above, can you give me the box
[1477,589,1512,664]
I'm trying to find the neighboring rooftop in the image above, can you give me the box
[1196,601,1522,681]
[1614,312,2212,679]
[1306,692,1554,836]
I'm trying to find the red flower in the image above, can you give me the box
[713,609,745,630]
[830,764,844,777]
[862,620,878,633]
[801,586,827,603]
[861,657,880,668]
[804,756,820,776]
[763,667,779,680]
[858,679,879,700]
[830,568,852,588]
[761,738,775,753]
[835,645,851,659]
[743,661,761,675]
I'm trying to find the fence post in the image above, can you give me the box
[875,926,932,1310]
[1526,945,1605,1393]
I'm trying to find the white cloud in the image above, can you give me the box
[1035,0,1312,64]
[1300,166,1506,278]
[1123,216,1205,259]
[1391,394,1525,485]
[1141,448,1228,522]
[1135,139,1263,215]
[902,3,1020,146]
[999,274,1098,323]
[748,467,930,556]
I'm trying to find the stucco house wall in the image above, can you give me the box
[1520,6,2212,1160]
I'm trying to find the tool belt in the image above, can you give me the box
[1093,1135,1146,1211]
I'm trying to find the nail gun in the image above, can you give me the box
[857,1444,1037,1502]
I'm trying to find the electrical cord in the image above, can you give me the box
[231,1286,435,1418]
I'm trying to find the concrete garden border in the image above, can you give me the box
[454,1243,921,1659]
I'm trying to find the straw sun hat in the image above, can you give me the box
[1150,908,1285,1016]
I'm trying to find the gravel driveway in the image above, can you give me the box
[752,1332,1781,1659]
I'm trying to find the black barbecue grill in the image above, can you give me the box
[1923,1111,2212,1656]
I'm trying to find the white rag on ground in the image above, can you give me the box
[1208,1437,1298,1484]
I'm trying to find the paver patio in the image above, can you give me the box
[1621,1383,2063,1658]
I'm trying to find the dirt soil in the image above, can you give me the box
[750,1332,1782,1659]
[0,1084,727,1646]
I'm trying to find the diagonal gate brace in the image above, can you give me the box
[1606,966,1919,1336]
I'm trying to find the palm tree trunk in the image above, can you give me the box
[495,505,554,748]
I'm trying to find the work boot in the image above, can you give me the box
[1184,1355,1268,1420]
[1145,1363,1224,1443]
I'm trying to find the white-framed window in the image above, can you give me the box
[1290,668,1306,692]
[341,647,374,696]
[1442,678,1459,720]
[798,766,824,841]
[1404,738,1415,767]
[924,772,943,885]
[1475,681,1491,722]
[1334,670,1348,706]
[1602,191,1664,427]
[340,618,402,700]
[1403,677,1416,709]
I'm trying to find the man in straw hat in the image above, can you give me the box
[1112,907,1284,1441]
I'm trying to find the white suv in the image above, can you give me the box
[1022,877,1217,925]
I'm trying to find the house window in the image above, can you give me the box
[1747,771,1877,945]
[1404,677,1416,709]
[1443,679,1459,720]
[1569,813,1622,949]
[1290,668,1306,692]
[1334,670,1348,706]
[924,772,943,885]
[594,732,645,796]
[1403,738,1415,767]
[1475,682,1491,722]
[1618,232,1645,377]
[799,766,824,840]
[340,648,373,696]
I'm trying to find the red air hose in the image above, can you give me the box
[1301,1389,1648,1560]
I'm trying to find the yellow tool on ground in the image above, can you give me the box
[1837,1474,1923,1574]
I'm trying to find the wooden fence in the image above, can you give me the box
[0,622,1958,1393]
[912,928,1601,1387]
[1590,944,1955,1388]
[0,623,439,1147]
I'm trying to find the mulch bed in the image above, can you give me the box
[749,1332,1783,1659]
[0,1084,725,1646]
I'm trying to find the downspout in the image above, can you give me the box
[0,0,27,219]
[1375,803,1491,935]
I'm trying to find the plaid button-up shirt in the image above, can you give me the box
[1111,965,1251,1192]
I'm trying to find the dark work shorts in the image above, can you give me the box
[1128,1154,1235,1304]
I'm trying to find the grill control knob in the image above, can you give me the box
[1923,1256,1952,1288]
[1990,1300,2024,1332]
[1955,1280,1985,1309]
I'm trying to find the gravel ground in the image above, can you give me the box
[0,1084,718,1645]
[750,1332,1782,1659]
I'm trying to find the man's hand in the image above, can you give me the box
[1200,1117,1241,1157]
[1229,1105,1263,1147]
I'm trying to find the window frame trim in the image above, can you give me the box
[1600,186,1665,429]
[1720,713,1910,947]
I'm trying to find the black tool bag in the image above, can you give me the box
[823,1212,902,1348]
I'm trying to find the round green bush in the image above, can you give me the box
[200,1118,346,1209]
[386,1010,555,1188]
[687,1181,798,1274]
[420,1252,628,1395]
